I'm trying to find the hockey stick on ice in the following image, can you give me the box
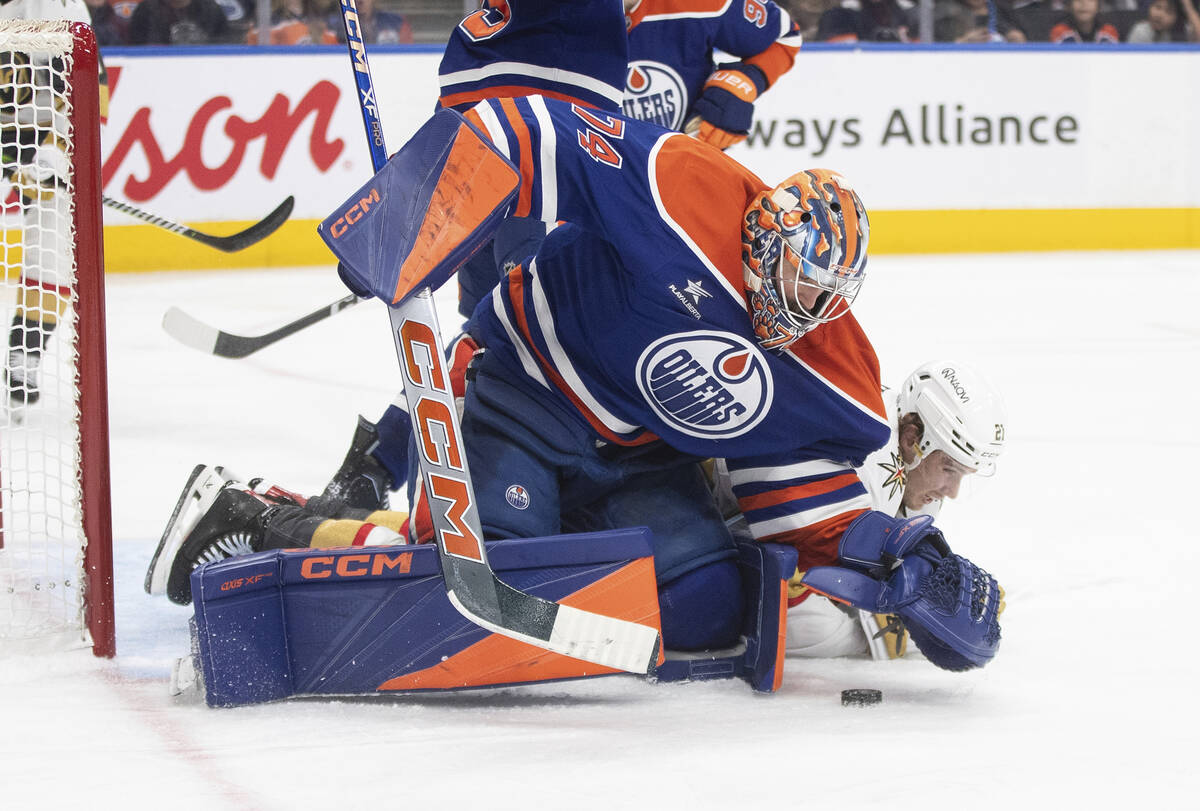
[162,293,363,358]
[102,194,295,253]
[332,1,660,674]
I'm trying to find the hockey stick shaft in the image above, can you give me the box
[102,194,295,253]
[335,1,659,673]
[162,293,363,358]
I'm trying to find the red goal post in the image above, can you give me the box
[0,21,113,657]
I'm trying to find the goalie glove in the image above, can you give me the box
[687,63,767,150]
[800,512,1002,671]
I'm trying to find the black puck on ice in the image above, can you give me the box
[841,688,883,707]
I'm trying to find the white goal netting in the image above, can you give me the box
[0,21,110,655]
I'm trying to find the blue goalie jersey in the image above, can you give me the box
[460,95,889,569]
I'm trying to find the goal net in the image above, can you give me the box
[0,21,112,656]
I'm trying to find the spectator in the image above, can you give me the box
[817,0,919,42]
[781,0,842,40]
[1126,0,1200,41]
[1048,0,1121,40]
[84,0,131,45]
[935,0,1028,41]
[328,0,412,44]
[128,0,232,44]
[247,0,338,44]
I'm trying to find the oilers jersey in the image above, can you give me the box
[439,0,629,113]
[461,94,889,570]
[624,0,802,131]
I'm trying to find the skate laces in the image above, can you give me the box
[194,532,257,567]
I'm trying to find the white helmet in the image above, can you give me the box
[896,361,1007,476]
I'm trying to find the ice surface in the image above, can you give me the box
[3,251,1198,808]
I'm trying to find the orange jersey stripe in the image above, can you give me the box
[440,85,609,113]
[498,97,535,217]
[759,508,865,571]
[653,135,764,295]
[745,41,801,89]
[784,313,885,421]
[738,471,862,512]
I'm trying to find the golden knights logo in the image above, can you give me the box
[623,61,688,131]
[636,331,773,439]
[878,450,906,500]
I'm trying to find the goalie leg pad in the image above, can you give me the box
[655,542,796,693]
[189,528,662,707]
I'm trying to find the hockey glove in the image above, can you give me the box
[800,512,1002,671]
[687,63,767,150]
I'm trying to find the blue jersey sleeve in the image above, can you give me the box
[714,0,801,59]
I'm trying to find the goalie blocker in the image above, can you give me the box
[184,531,796,706]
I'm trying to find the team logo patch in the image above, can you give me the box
[505,484,530,510]
[636,332,773,438]
[623,61,688,131]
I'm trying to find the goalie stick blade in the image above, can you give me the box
[448,581,661,675]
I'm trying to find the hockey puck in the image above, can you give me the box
[841,688,883,707]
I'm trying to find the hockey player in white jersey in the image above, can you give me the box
[2,0,108,410]
[785,359,1008,659]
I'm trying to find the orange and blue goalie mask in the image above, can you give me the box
[742,169,869,350]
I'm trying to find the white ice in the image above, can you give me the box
[3,250,1198,809]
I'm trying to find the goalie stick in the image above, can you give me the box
[331,0,660,675]
[102,194,295,253]
[162,293,363,358]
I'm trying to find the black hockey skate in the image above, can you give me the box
[5,316,51,407]
[313,415,393,513]
[145,464,278,606]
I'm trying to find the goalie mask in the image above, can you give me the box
[897,360,1007,476]
[742,169,868,350]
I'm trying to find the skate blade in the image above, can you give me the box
[144,464,241,595]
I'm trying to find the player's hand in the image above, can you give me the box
[689,64,766,150]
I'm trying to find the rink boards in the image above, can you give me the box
[80,44,1200,271]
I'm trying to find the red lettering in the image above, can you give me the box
[400,321,448,391]
[414,397,463,469]
[429,474,484,561]
[102,81,345,200]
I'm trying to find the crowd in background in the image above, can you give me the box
[84,0,414,46]
[83,0,1199,47]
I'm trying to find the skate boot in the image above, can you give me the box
[145,464,279,605]
[313,415,393,512]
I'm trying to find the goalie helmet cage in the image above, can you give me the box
[0,22,113,657]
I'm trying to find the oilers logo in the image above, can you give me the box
[623,61,688,131]
[505,484,530,510]
[636,332,774,439]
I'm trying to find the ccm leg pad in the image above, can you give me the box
[188,528,661,707]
